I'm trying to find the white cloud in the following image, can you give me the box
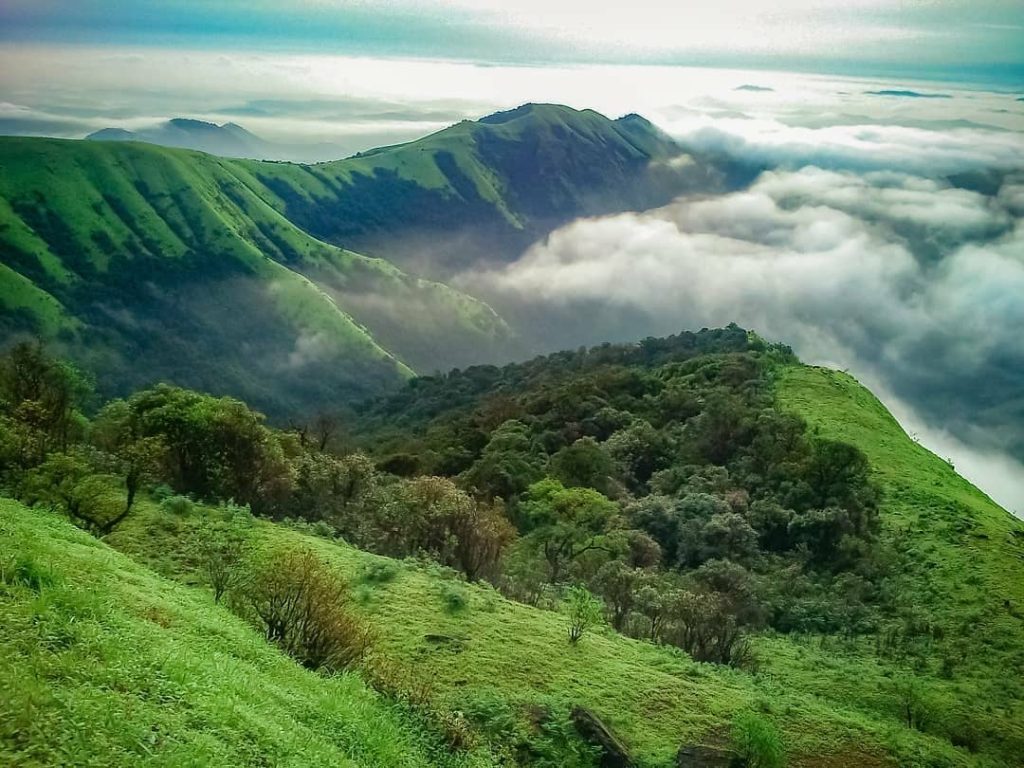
[469,168,1024,514]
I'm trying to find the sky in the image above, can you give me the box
[0,1,1022,83]
[0,1,1023,513]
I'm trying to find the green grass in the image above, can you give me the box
[100,492,1011,767]
[0,500,492,768]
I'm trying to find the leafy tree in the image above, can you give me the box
[0,341,91,465]
[548,437,614,494]
[604,419,671,490]
[678,512,759,567]
[461,419,544,503]
[92,399,166,525]
[521,478,621,583]
[126,384,283,506]
[591,560,641,630]
[18,448,119,534]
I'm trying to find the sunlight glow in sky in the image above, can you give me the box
[0,0,1022,82]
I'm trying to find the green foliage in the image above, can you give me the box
[161,494,194,516]
[359,560,401,585]
[731,711,785,768]
[231,545,372,673]
[440,581,470,613]
[565,585,603,644]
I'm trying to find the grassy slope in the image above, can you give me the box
[0,500,489,768]
[0,138,511,411]
[774,366,1024,763]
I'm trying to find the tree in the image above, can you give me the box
[604,420,671,490]
[126,384,280,506]
[0,341,91,465]
[591,561,641,630]
[661,588,750,665]
[461,420,544,502]
[18,448,118,534]
[92,399,166,529]
[679,512,759,567]
[566,585,603,645]
[521,478,621,584]
[548,437,614,494]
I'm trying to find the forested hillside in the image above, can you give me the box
[2,328,1021,766]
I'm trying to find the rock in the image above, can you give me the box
[570,706,634,768]
[676,744,741,767]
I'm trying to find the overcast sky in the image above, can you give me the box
[1,0,1022,83]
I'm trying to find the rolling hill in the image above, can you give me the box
[2,329,1022,766]
[0,104,711,416]
[247,103,714,276]
[0,137,513,417]
[86,118,349,164]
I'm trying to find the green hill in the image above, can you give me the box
[0,137,512,416]
[0,501,483,768]
[0,104,707,415]
[2,329,1021,766]
[242,103,711,275]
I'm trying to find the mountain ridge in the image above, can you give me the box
[2,104,712,416]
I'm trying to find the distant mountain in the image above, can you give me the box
[86,118,347,163]
[246,103,719,276]
[1,104,713,416]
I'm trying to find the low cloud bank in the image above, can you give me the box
[466,164,1024,515]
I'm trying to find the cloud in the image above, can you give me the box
[466,167,1024,514]
[671,115,1024,177]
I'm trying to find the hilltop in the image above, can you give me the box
[249,103,712,275]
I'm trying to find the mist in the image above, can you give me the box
[464,112,1024,515]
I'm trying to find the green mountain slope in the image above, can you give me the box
[0,137,512,416]
[244,104,713,275]
[0,501,483,768]
[2,333,1022,766]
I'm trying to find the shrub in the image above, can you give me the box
[232,546,372,672]
[359,560,400,585]
[199,536,245,604]
[161,495,193,516]
[440,581,469,613]
[731,711,785,768]
[566,585,603,645]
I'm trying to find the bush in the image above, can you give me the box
[566,585,603,645]
[359,560,400,585]
[731,711,785,768]
[232,546,372,672]
[440,581,469,613]
[161,495,193,516]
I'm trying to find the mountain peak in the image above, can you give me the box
[478,103,589,125]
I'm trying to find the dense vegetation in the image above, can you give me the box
[3,326,1022,766]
